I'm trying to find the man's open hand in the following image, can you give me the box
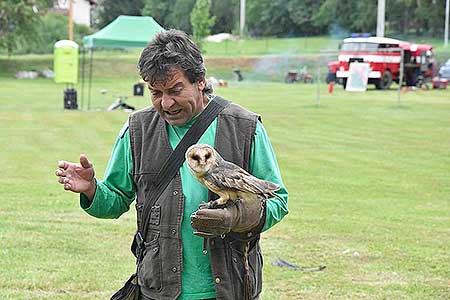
[55,154,96,199]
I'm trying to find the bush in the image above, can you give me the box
[17,13,92,54]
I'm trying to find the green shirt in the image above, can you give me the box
[80,110,289,300]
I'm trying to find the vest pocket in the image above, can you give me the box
[230,242,263,298]
[248,246,263,296]
[138,233,162,292]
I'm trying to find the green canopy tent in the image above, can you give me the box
[80,15,164,109]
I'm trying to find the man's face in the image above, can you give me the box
[148,69,207,126]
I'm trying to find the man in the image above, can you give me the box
[56,29,288,300]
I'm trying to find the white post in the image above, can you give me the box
[377,0,385,37]
[398,48,404,106]
[445,0,449,47]
[316,57,321,107]
[69,0,74,41]
[240,0,246,38]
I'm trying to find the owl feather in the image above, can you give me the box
[186,144,280,208]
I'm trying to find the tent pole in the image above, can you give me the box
[88,48,94,110]
[80,47,86,110]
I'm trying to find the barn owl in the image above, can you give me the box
[185,144,280,208]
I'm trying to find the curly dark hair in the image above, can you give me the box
[137,29,212,94]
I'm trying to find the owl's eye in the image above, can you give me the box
[205,152,211,160]
[192,154,200,161]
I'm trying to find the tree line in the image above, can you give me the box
[97,0,448,37]
[0,0,448,55]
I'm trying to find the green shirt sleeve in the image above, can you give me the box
[80,122,135,219]
[79,119,288,229]
[250,121,289,232]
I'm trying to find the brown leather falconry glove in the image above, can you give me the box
[190,197,265,239]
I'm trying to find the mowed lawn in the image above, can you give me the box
[0,75,449,300]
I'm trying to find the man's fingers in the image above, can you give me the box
[194,208,226,219]
[63,183,72,190]
[55,169,66,177]
[58,177,70,184]
[58,160,68,169]
[79,154,92,169]
[193,231,218,238]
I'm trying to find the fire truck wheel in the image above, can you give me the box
[342,78,347,89]
[376,70,393,90]
[415,76,425,88]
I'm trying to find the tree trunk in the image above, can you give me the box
[403,9,408,34]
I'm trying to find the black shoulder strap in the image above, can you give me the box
[139,96,229,240]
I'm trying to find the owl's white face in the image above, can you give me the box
[185,144,217,176]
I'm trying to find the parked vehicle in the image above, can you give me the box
[327,35,435,89]
[438,59,450,80]
[284,67,314,84]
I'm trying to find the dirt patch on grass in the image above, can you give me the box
[205,57,266,69]
[350,271,408,286]
[205,56,320,70]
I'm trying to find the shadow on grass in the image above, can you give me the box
[301,104,329,109]
[387,104,413,110]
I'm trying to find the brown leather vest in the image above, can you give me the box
[129,98,262,300]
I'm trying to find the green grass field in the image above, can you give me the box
[0,51,450,300]
[3,33,450,87]
[203,35,450,57]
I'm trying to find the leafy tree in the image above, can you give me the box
[190,0,215,49]
[386,0,416,35]
[313,0,337,28]
[95,0,144,29]
[0,0,52,55]
[142,0,176,29]
[313,0,376,35]
[351,1,377,33]
[246,0,446,38]
[171,0,197,33]
[287,0,324,35]
[143,0,195,33]
[414,0,445,36]
[247,0,299,37]
[211,0,238,34]
[18,13,91,54]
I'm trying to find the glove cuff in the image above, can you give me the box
[230,199,266,241]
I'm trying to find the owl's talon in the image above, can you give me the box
[198,202,209,209]
[226,200,237,208]
[208,200,228,209]
[208,201,218,209]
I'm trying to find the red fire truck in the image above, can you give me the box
[327,36,435,89]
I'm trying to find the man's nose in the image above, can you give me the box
[161,93,175,110]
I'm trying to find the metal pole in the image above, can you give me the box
[316,56,321,107]
[305,36,308,53]
[398,48,404,107]
[88,48,94,110]
[445,0,449,47]
[68,0,74,41]
[377,0,385,37]
[80,47,86,110]
[240,0,246,38]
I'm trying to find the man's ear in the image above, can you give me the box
[197,76,206,92]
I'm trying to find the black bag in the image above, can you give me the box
[110,274,139,300]
[110,97,229,300]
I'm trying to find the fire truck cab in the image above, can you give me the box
[328,35,434,89]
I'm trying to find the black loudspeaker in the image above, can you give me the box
[233,68,244,81]
[64,88,78,109]
[133,83,144,96]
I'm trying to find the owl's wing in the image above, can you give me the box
[205,160,280,198]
